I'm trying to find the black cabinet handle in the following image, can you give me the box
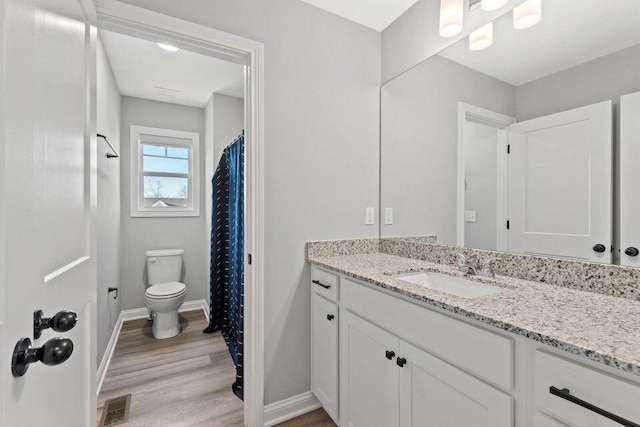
[34,309,78,339]
[625,247,639,257]
[385,350,395,360]
[12,337,74,377]
[312,280,331,289]
[396,357,407,367]
[593,244,606,253]
[326,314,334,321]
[549,386,639,427]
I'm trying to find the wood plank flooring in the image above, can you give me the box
[97,310,244,426]
[97,309,336,427]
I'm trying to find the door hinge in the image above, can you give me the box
[248,254,252,265]
[506,220,510,230]
[507,144,511,154]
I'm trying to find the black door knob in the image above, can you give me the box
[592,244,606,253]
[326,314,335,321]
[34,309,78,339]
[385,350,395,360]
[625,247,639,257]
[12,337,74,377]
[396,357,407,367]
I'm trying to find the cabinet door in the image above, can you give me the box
[620,91,640,267]
[340,310,400,427]
[532,412,568,427]
[399,341,513,427]
[311,294,339,421]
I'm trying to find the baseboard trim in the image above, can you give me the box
[96,299,210,397]
[263,391,321,426]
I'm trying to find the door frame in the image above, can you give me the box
[456,102,516,250]
[93,1,266,425]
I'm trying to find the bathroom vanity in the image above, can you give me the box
[308,240,640,427]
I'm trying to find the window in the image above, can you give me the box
[130,126,200,217]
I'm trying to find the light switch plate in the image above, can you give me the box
[365,207,375,225]
[384,208,393,225]
[465,210,477,223]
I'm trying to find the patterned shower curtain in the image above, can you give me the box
[204,134,244,400]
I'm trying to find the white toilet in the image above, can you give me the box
[145,249,187,339]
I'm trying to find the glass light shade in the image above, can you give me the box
[469,22,493,51]
[513,0,542,29]
[481,0,509,11]
[439,0,464,38]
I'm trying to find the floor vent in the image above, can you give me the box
[99,394,131,427]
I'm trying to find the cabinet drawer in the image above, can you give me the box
[341,278,513,390]
[534,350,640,426]
[532,412,567,427]
[311,266,339,301]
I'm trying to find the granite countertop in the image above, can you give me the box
[308,252,640,377]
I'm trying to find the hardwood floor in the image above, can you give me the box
[275,409,337,427]
[97,310,244,426]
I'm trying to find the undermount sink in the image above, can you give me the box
[395,272,503,299]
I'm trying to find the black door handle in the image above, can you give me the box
[625,247,639,257]
[385,350,395,360]
[396,357,407,367]
[593,244,606,253]
[12,337,74,377]
[549,386,640,427]
[312,280,331,289]
[34,309,78,339]
[326,314,334,321]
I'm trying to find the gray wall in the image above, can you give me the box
[213,93,244,166]
[120,96,208,311]
[96,35,122,364]
[381,0,526,83]
[381,55,515,244]
[120,0,381,404]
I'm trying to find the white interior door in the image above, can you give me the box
[1,0,96,426]
[620,91,640,267]
[507,101,612,262]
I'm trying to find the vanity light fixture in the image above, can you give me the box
[481,0,509,12]
[439,0,464,37]
[469,22,493,50]
[157,42,180,52]
[513,0,542,29]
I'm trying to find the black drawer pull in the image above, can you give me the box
[312,280,331,289]
[326,314,334,321]
[396,357,407,368]
[549,386,640,427]
[385,350,395,360]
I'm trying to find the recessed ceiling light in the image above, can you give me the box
[157,43,179,52]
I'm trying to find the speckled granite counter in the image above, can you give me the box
[308,251,640,377]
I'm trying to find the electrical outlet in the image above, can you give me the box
[365,207,375,225]
[465,210,477,223]
[384,208,393,225]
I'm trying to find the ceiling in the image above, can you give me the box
[300,0,418,31]
[100,30,244,108]
[439,0,640,86]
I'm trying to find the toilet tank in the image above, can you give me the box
[146,249,184,285]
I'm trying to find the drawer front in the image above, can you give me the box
[533,412,567,427]
[534,350,640,426]
[341,278,513,390]
[311,266,339,301]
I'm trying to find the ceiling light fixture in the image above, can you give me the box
[480,0,509,12]
[469,22,494,51]
[439,0,464,38]
[157,43,179,52]
[513,0,542,29]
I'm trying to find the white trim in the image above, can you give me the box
[94,3,265,425]
[263,391,321,427]
[129,125,201,217]
[456,103,516,249]
[96,299,210,396]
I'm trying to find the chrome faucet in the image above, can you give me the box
[455,252,479,275]
[477,257,502,278]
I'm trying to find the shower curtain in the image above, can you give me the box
[204,134,244,400]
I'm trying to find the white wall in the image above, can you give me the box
[120,0,381,404]
[381,0,526,83]
[120,96,208,310]
[464,121,498,251]
[96,35,122,364]
[381,55,514,243]
[213,93,244,167]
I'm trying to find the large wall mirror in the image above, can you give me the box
[380,0,640,264]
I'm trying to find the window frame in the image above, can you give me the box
[130,125,200,217]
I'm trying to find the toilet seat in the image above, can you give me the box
[145,282,186,300]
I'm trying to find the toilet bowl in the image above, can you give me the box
[145,249,187,339]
